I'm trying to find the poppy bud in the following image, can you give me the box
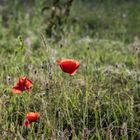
[23,120,31,127]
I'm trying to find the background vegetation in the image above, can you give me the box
[0,0,140,139]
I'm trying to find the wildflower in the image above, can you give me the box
[57,59,80,75]
[23,112,40,129]
[12,76,33,94]
[26,112,40,123]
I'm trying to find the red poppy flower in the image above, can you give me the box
[57,59,80,75]
[12,76,33,94]
[26,112,40,123]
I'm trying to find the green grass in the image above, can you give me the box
[0,0,140,139]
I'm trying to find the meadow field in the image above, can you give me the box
[0,0,140,139]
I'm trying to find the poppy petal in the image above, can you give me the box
[75,61,80,68]
[70,69,78,75]
[12,86,22,94]
[25,79,33,89]
[19,76,27,85]
[61,60,76,73]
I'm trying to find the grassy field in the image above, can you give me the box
[0,0,140,139]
